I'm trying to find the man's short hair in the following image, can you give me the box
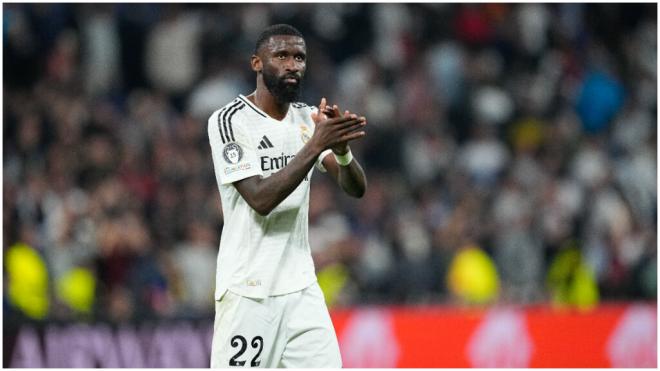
[254,24,304,54]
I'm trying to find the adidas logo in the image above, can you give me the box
[257,135,274,150]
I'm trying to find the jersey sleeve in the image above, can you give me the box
[208,108,263,185]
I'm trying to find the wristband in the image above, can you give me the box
[334,150,354,166]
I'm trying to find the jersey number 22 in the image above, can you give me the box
[229,335,263,367]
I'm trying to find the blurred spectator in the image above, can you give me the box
[145,5,202,99]
[78,4,121,96]
[171,220,217,316]
[492,174,544,303]
[576,70,625,134]
[447,244,500,305]
[459,124,510,188]
[546,243,599,311]
[5,242,50,319]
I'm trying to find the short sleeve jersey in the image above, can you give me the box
[208,94,331,299]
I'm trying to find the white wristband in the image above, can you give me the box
[334,150,353,166]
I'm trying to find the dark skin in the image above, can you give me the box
[235,35,367,216]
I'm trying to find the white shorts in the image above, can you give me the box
[210,282,342,368]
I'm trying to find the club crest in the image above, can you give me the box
[300,125,311,143]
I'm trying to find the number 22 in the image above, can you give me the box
[229,335,264,367]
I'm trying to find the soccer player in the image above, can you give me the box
[207,24,367,368]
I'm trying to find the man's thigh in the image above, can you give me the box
[210,291,284,368]
[279,283,342,368]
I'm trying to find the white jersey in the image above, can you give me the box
[208,94,331,300]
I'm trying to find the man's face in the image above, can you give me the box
[259,35,307,103]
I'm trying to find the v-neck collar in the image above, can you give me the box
[239,94,291,122]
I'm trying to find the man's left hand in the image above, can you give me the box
[312,97,366,155]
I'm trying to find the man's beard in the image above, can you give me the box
[263,69,302,104]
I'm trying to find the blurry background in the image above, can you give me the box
[3,3,657,367]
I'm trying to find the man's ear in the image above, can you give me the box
[251,55,262,73]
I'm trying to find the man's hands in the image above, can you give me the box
[311,97,367,198]
[310,97,366,155]
[234,97,367,216]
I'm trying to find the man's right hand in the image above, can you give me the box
[310,97,366,154]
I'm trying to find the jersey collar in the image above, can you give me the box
[239,94,292,122]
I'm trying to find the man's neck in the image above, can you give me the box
[250,79,289,121]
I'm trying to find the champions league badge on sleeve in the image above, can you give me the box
[223,142,251,175]
[223,143,243,164]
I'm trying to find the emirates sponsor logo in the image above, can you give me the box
[339,309,400,367]
[606,304,657,367]
[467,308,533,367]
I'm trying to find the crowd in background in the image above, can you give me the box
[3,3,656,322]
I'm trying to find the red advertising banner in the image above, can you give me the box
[5,302,656,367]
[331,302,657,368]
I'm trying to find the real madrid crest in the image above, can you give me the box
[300,125,311,143]
[222,143,243,164]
